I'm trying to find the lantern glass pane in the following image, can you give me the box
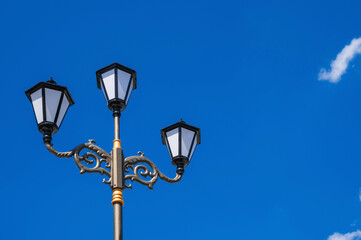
[56,96,70,127]
[125,77,133,104]
[30,89,43,124]
[181,128,195,157]
[102,70,115,100]
[45,88,62,122]
[166,128,179,157]
[100,80,108,102]
[189,135,198,160]
[117,69,131,100]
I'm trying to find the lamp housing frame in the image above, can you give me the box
[96,63,137,111]
[25,80,75,134]
[161,120,201,169]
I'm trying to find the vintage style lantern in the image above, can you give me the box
[25,78,74,134]
[161,120,201,173]
[96,63,137,111]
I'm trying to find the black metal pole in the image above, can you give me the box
[111,107,124,240]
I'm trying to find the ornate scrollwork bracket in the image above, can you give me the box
[44,140,181,189]
[45,139,112,185]
[124,151,182,189]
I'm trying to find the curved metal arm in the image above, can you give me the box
[124,152,182,189]
[45,139,112,185]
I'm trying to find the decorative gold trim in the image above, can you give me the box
[113,139,121,149]
[111,188,124,206]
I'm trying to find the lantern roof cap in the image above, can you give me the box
[96,63,137,90]
[25,79,75,106]
[161,119,201,145]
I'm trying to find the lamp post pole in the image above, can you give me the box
[25,62,201,240]
[111,107,124,240]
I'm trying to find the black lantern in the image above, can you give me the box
[96,63,137,111]
[25,78,75,135]
[161,120,201,174]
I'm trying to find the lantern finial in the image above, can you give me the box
[47,77,57,84]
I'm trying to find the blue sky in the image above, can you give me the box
[2,0,361,239]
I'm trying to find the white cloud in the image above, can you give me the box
[328,230,361,240]
[318,37,361,83]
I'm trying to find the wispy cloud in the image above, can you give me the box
[318,37,361,83]
[328,230,361,240]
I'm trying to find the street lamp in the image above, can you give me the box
[25,77,74,135]
[161,120,201,174]
[96,62,136,111]
[25,63,201,240]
